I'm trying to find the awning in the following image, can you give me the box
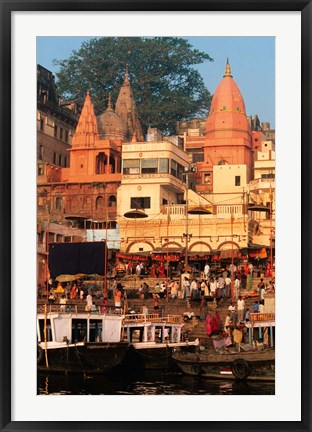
[249,247,267,259]
[219,249,241,259]
[150,247,185,254]
[188,251,213,261]
[116,252,149,261]
[188,251,213,257]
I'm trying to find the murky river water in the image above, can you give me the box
[37,369,274,395]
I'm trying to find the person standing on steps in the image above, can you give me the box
[205,311,213,337]
[237,295,245,322]
[204,262,210,281]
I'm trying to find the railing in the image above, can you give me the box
[123,313,159,323]
[37,303,123,315]
[123,313,183,324]
[250,312,275,322]
[160,204,186,216]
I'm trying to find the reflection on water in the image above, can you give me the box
[37,369,275,396]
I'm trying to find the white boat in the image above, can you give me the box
[121,313,199,369]
[37,307,129,374]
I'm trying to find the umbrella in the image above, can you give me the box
[55,274,80,283]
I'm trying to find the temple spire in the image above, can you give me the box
[115,64,144,142]
[107,92,113,111]
[72,90,98,147]
[224,58,233,77]
[124,64,130,86]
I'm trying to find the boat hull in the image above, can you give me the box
[37,342,129,374]
[122,340,199,370]
[172,349,275,381]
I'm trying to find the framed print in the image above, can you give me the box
[2,1,311,431]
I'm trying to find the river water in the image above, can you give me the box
[37,369,274,396]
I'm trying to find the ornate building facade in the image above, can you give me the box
[37,61,275,283]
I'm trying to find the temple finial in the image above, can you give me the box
[224,59,232,77]
[124,64,130,85]
[108,92,112,109]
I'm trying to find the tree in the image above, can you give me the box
[54,37,213,135]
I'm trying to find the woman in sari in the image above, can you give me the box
[205,312,213,337]
[212,311,221,334]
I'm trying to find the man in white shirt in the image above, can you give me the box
[259,300,265,313]
[237,296,245,322]
[224,276,232,299]
[234,277,240,300]
[204,263,210,280]
[86,292,93,311]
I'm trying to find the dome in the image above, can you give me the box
[206,61,250,135]
[97,106,128,140]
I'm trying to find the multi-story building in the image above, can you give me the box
[37,65,80,173]
[37,68,143,285]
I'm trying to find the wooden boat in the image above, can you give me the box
[172,346,275,381]
[120,313,199,369]
[173,312,275,381]
[37,307,129,374]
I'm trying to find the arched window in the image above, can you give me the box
[96,152,107,174]
[108,195,116,207]
[96,196,105,210]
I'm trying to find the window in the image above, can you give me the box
[142,159,158,174]
[204,174,211,184]
[59,155,62,166]
[177,164,185,180]
[96,196,105,210]
[108,195,117,207]
[193,153,204,163]
[54,125,58,138]
[64,157,67,167]
[40,118,44,131]
[261,173,275,179]
[123,159,140,174]
[55,197,62,210]
[65,130,69,142]
[53,152,56,164]
[235,176,241,186]
[56,234,63,243]
[171,160,177,177]
[39,145,43,160]
[130,197,150,209]
[162,198,168,205]
[159,158,169,173]
[60,128,63,140]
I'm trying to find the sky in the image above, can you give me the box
[37,36,275,128]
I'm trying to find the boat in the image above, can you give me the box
[37,305,129,374]
[120,313,199,370]
[172,346,275,381]
[172,313,276,381]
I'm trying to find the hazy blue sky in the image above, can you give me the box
[37,36,275,128]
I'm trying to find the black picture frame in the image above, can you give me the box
[1,1,311,431]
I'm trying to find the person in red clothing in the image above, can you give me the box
[158,262,165,278]
[212,310,221,334]
[205,312,213,337]
[101,297,108,313]
[70,283,77,299]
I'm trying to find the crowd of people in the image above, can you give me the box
[40,260,275,327]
